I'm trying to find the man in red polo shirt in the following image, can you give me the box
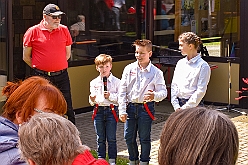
[23,4,75,124]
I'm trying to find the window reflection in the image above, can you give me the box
[66,0,240,60]
[0,0,6,71]
[154,0,239,57]
[67,0,137,61]
[0,0,6,111]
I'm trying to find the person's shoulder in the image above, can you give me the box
[25,24,40,33]
[111,74,121,81]
[201,60,210,69]
[198,57,210,66]
[151,63,164,74]
[0,116,19,133]
[175,57,186,65]
[72,150,109,165]
[125,61,136,69]
[90,76,100,83]
[122,62,136,73]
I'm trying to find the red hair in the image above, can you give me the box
[2,76,67,122]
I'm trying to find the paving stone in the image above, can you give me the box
[76,100,248,165]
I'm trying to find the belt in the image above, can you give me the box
[92,104,118,122]
[129,102,155,120]
[129,102,154,106]
[34,68,66,76]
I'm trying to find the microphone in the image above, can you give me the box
[103,76,107,91]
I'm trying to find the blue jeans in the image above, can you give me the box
[177,98,204,107]
[112,7,120,30]
[94,106,117,160]
[124,102,154,163]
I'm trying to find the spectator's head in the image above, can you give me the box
[2,76,67,124]
[77,15,85,22]
[159,107,239,165]
[94,54,113,77]
[18,113,88,165]
[178,32,202,50]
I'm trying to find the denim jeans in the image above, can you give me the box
[32,69,75,124]
[94,106,117,161]
[177,98,204,107]
[112,7,120,30]
[124,102,154,163]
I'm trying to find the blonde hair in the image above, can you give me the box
[18,113,88,165]
[159,107,239,165]
[178,32,202,50]
[94,54,112,66]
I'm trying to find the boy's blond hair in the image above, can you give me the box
[94,54,112,66]
[132,39,153,52]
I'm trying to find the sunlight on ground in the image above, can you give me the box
[117,115,248,165]
[117,140,160,165]
[232,116,248,165]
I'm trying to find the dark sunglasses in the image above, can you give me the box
[47,14,62,19]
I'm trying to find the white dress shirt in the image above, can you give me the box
[118,61,167,115]
[89,73,120,106]
[171,54,211,110]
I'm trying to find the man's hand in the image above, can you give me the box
[119,114,127,122]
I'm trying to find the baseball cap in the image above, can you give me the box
[43,4,65,16]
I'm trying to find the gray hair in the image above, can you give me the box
[159,107,239,165]
[18,113,88,165]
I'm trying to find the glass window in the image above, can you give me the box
[0,0,6,111]
[66,0,138,62]
[0,0,6,71]
[154,0,240,57]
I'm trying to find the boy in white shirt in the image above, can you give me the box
[89,54,120,165]
[118,39,167,165]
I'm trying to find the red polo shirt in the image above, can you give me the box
[23,21,73,72]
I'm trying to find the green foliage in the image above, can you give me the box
[90,150,129,165]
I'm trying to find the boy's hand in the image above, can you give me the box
[144,90,154,102]
[104,91,110,99]
[176,108,181,112]
[119,114,127,122]
[90,95,96,102]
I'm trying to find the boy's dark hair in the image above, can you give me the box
[94,54,112,66]
[133,39,153,52]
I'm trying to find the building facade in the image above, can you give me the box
[1,0,248,111]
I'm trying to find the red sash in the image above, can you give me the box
[92,104,99,121]
[110,104,119,122]
[144,102,155,120]
[91,104,118,122]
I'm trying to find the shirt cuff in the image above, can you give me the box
[119,108,127,115]
[173,104,180,111]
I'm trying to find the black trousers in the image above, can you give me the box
[32,69,75,124]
